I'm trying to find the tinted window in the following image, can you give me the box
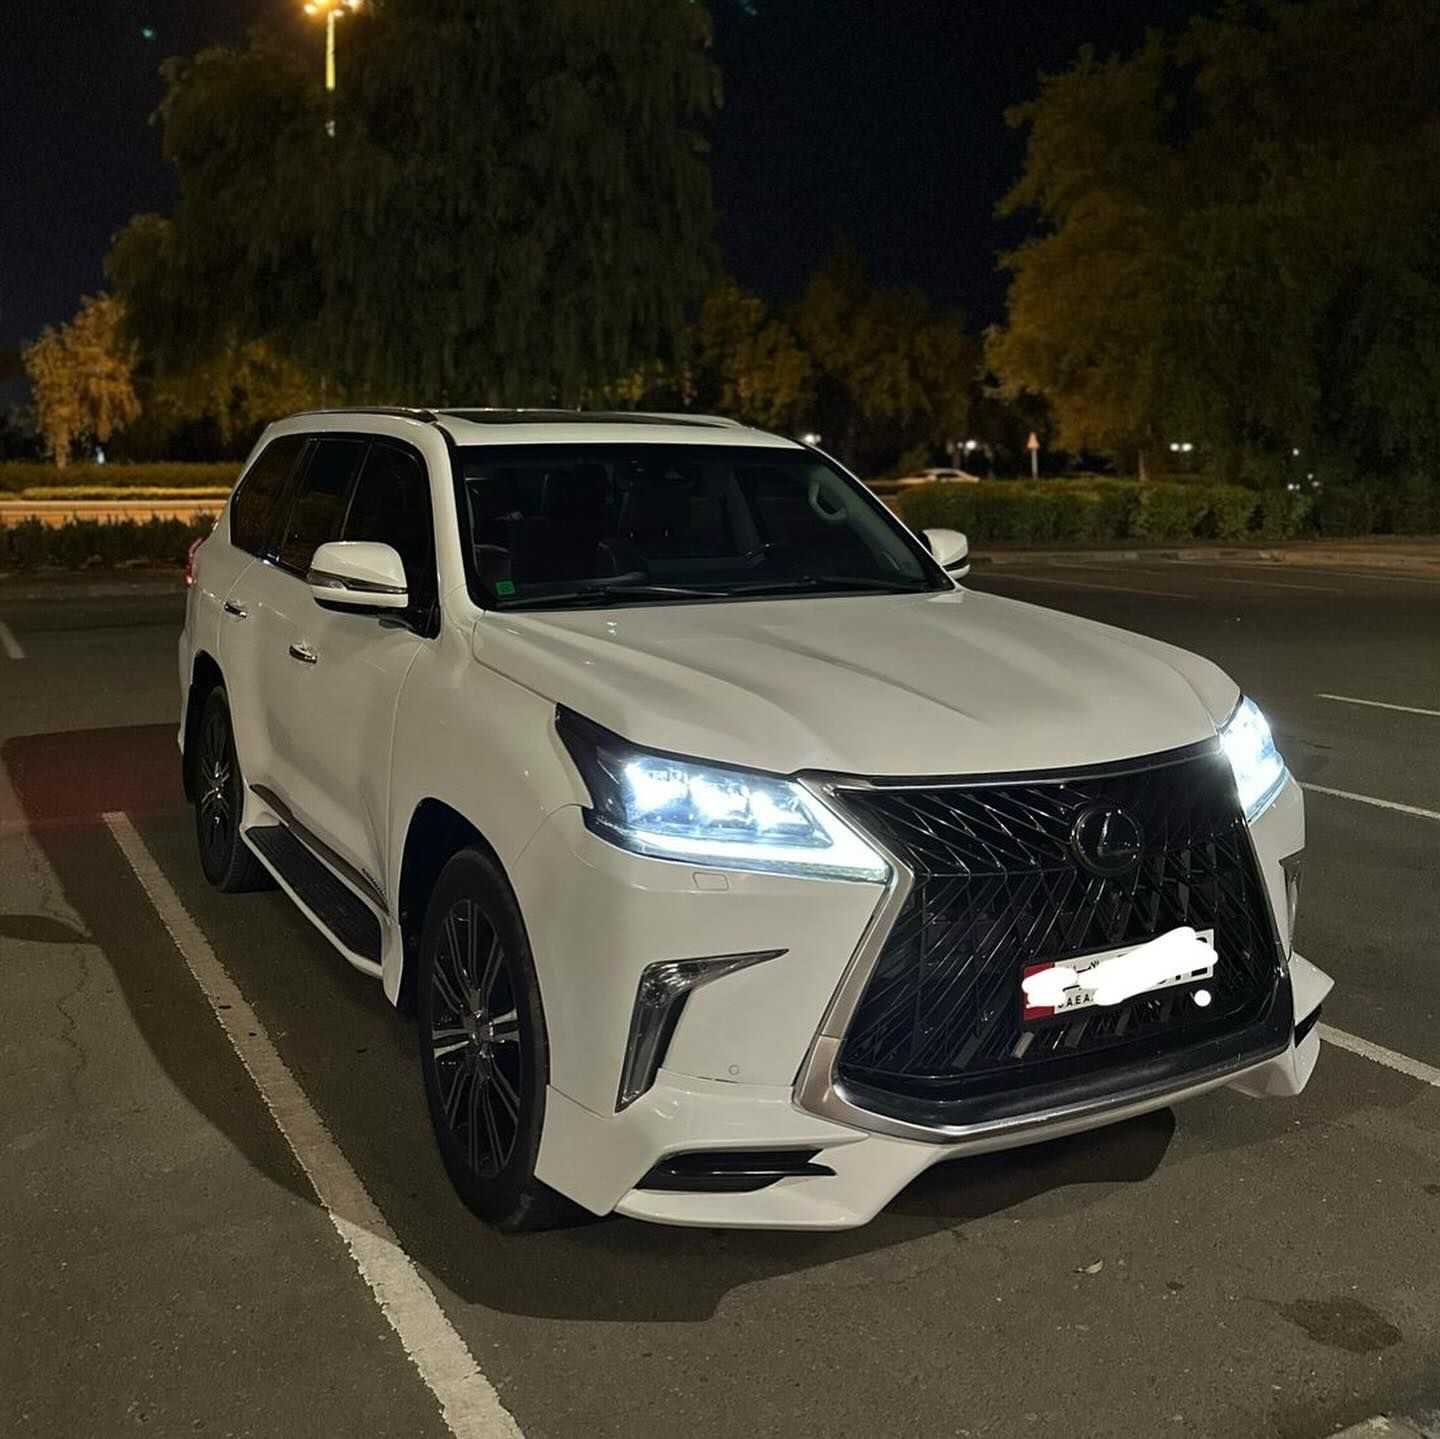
[341,442,437,615]
[230,435,305,555]
[277,438,366,573]
[455,443,948,609]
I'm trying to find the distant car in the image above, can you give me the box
[179,406,1330,1233]
[894,467,980,486]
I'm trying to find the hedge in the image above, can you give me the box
[0,517,215,572]
[0,462,239,494]
[890,478,1440,543]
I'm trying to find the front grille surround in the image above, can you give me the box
[792,740,1290,1139]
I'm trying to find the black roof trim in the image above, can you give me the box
[437,408,723,428]
[290,406,438,422]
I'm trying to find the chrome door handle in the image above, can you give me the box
[223,600,248,619]
[288,642,318,665]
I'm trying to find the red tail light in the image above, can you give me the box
[185,537,204,587]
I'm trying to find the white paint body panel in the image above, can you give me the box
[177,409,1332,1230]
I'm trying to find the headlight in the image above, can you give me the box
[556,709,890,882]
[1219,695,1288,822]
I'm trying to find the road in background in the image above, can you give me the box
[2,557,1438,1439]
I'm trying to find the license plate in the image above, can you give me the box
[1021,927,1217,1023]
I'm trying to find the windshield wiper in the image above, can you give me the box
[726,574,935,595]
[500,580,733,610]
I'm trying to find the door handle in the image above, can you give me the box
[288,642,318,665]
[223,600,248,619]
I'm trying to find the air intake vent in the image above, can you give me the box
[636,1149,835,1194]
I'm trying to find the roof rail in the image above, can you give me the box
[630,411,749,429]
[287,406,438,422]
[434,408,753,430]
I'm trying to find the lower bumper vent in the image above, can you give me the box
[636,1149,835,1194]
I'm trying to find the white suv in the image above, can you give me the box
[180,408,1332,1231]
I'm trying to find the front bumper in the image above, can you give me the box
[536,952,1329,1229]
[514,772,1330,1230]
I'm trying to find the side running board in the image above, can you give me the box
[244,824,382,963]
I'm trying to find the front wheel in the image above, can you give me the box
[416,849,577,1232]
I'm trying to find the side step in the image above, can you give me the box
[244,824,382,963]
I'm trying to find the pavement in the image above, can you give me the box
[2,551,1439,1439]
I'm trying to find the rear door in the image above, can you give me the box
[279,439,437,889]
[215,433,309,797]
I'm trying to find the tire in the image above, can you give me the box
[192,687,272,893]
[416,848,577,1232]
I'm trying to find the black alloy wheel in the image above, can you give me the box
[416,849,577,1231]
[193,687,270,892]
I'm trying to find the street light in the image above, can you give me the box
[304,0,362,125]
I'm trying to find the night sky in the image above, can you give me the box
[1,1,1204,360]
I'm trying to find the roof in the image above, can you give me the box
[275,407,799,451]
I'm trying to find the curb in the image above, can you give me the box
[0,572,185,598]
[974,544,1440,571]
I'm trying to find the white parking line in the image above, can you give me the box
[0,619,25,660]
[1302,783,1440,823]
[1203,574,1344,594]
[1317,693,1440,719]
[977,572,1198,600]
[1321,1024,1440,1089]
[102,812,523,1439]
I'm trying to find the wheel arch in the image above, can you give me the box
[395,798,514,1012]
[182,650,226,800]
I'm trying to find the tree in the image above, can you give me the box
[688,285,814,430]
[22,295,140,467]
[792,251,979,473]
[989,0,1440,484]
[109,0,720,405]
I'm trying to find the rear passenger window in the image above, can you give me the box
[277,439,367,574]
[341,443,437,617]
[230,435,305,555]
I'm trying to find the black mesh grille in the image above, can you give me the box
[834,744,1284,1115]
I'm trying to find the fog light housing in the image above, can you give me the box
[616,949,785,1110]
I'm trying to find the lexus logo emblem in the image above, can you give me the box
[1070,803,1144,878]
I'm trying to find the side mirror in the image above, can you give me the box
[922,527,970,578]
[307,541,409,610]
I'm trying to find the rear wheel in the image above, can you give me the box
[416,849,577,1232]
[193,687,271,893]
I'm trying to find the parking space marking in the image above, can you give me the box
[1202,574,1344,594]
[0,619,25,660]
[102,811,523,1439]
[1257,564,1440,587]
[973,572,1198,599]
[1302,783,1440,823]
[1322,1024,1440,1089]
[1317,693,1440,719]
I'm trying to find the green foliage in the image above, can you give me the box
[892,478,1402,544]
[109,1,719,405]
[0,516,213,572]
[791,251,980,475]
[0,463,239,494]
[990,0,1440,487]
[21,295,141,467]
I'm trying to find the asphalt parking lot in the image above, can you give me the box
[2,553,1438,1439]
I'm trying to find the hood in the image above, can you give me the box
[471,589,1239,777]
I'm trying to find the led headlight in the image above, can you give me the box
[556,709,890,882]
[1219,695,1288,822]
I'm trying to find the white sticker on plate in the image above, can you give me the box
[1021,926,1216,1023]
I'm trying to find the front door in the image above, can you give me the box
[277,439,438,895]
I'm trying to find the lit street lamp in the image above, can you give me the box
[304,0,363,132]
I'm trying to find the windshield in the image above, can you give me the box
[454,443,950,609]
